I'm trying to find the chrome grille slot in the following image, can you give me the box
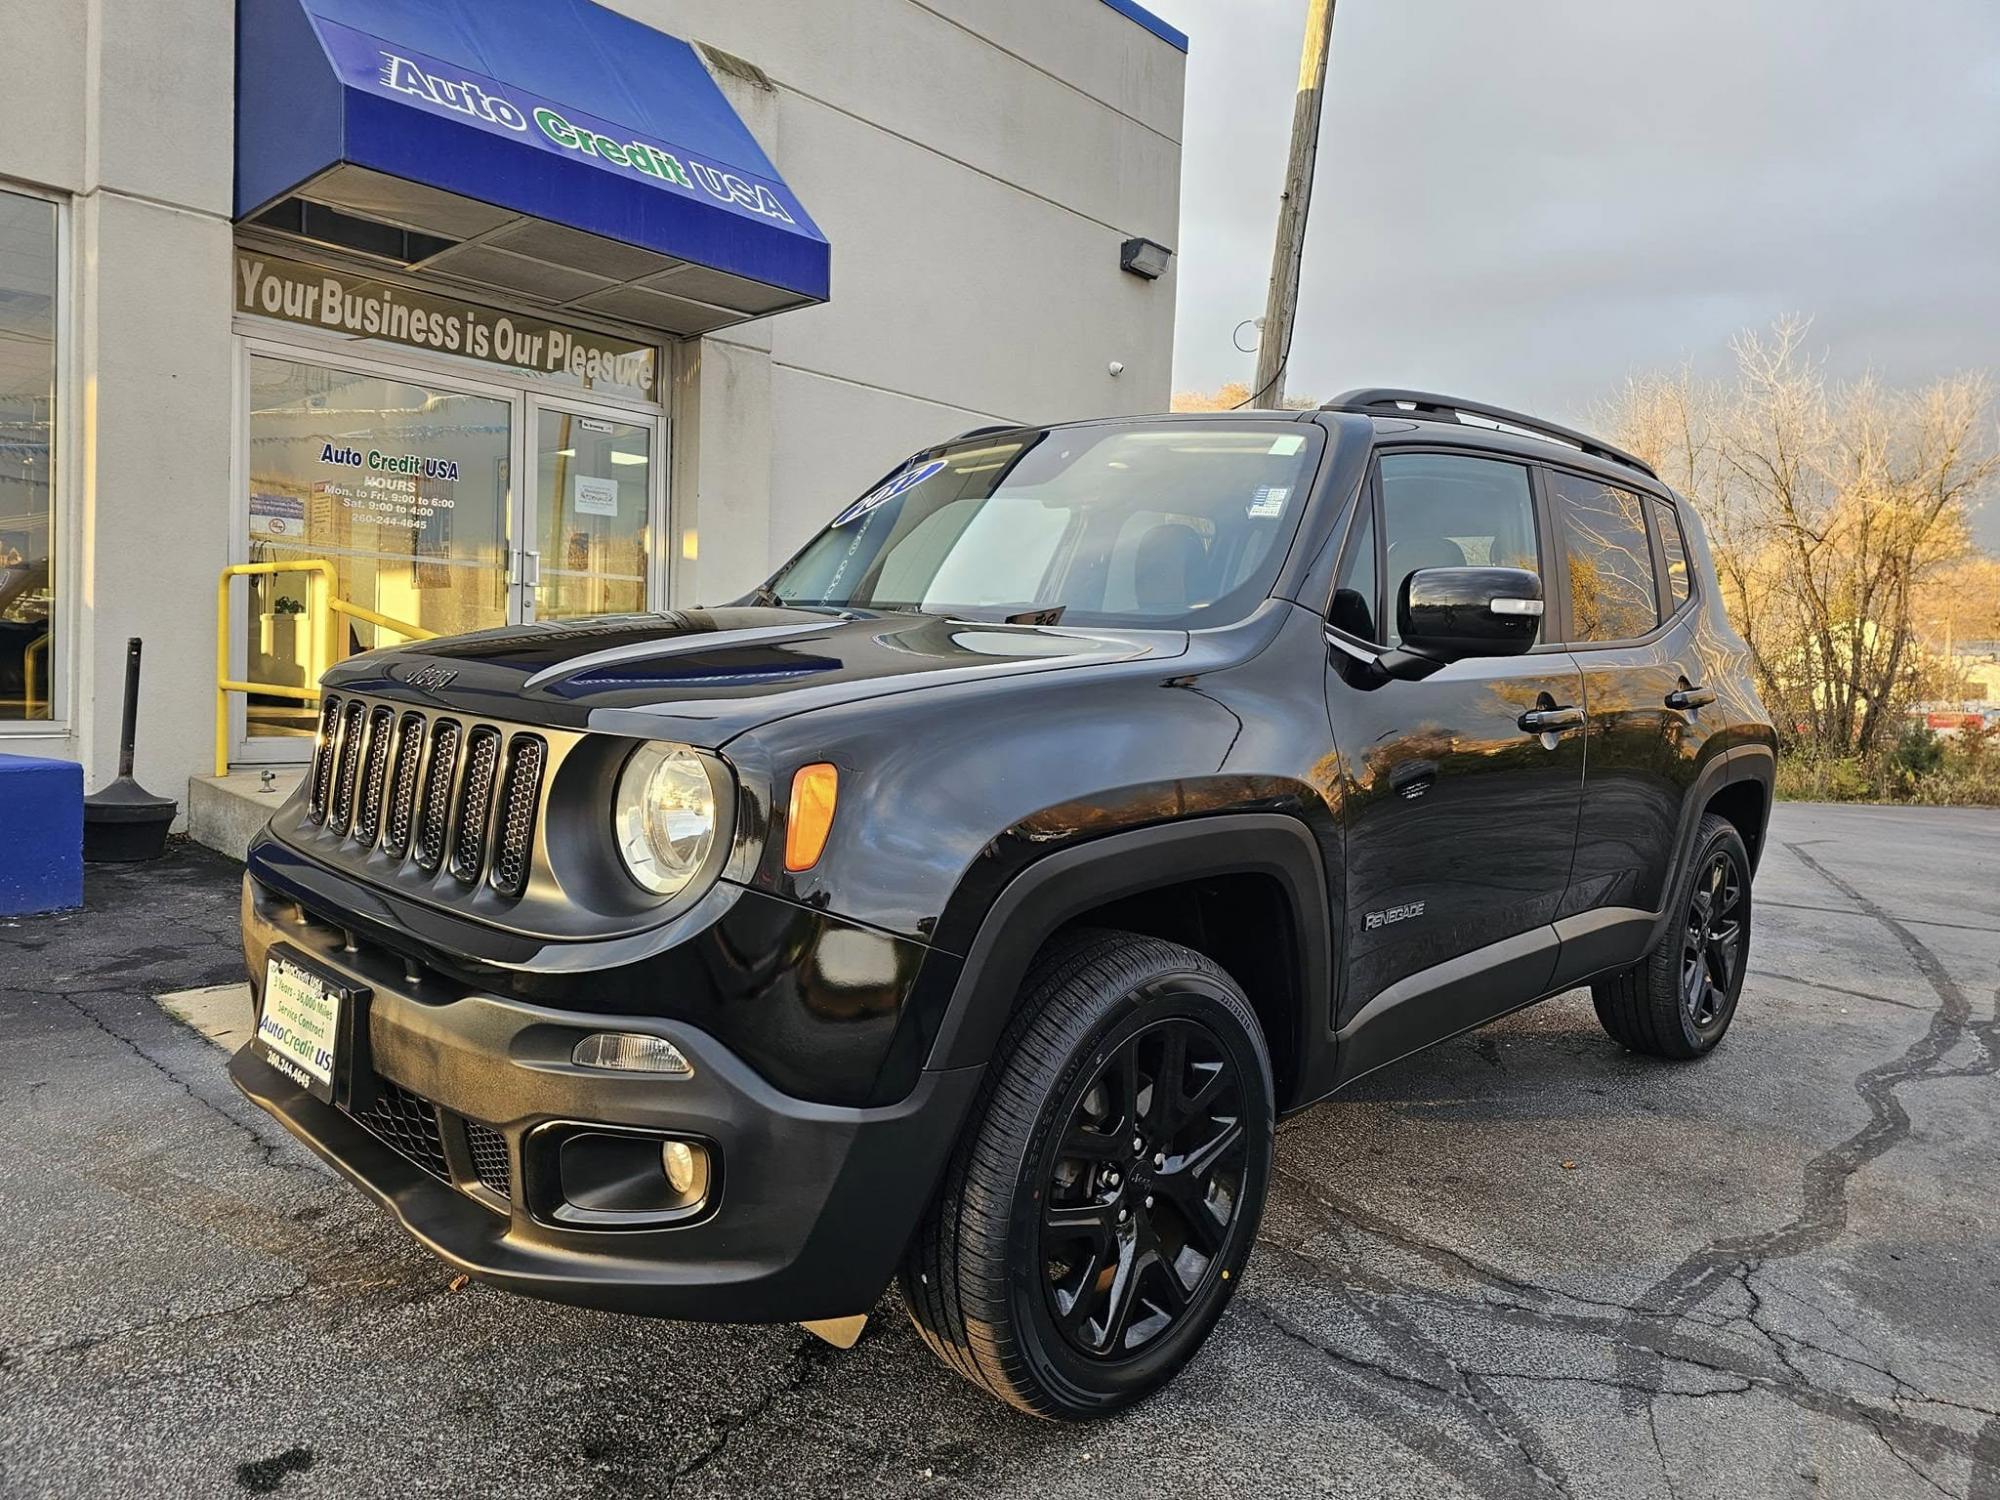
[383,711,425,859]
[328,699,367,834]
[413,718,462,874]
[307,696,341,824]
[450,727,503,884]
[490,736,545,897]
[353,706,396,848]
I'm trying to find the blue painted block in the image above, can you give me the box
[0,753,84,916]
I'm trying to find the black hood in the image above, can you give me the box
[321,607,1186,746]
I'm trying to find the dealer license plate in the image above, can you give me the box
[257,955,342,1102]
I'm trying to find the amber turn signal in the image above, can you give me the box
[785,763,839,871]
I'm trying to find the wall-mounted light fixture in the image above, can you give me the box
[1119,237,1173,281]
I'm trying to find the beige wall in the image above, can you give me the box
[0,0,238,811]
[651,0,1186,600]
[0,0,1185,799]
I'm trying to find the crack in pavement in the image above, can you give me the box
[1260,1164,1998,1480]
[1616,838,2000,1495]
[13,979,321,1181]
[654,1334,837,1494]
[1749,969,1941,1015]
[1238,1286,1578,1500]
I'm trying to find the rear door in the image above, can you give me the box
[1543,468,1714,981]
[1325,450,1585,1063]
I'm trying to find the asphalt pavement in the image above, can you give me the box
[1,803,1996,1498]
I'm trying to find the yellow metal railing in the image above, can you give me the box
[23,632,49,718]
[215,559,435,776]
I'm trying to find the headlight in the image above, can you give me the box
[612,742,720,897]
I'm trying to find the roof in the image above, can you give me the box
[1096,0,1189,52]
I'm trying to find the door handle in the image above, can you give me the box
[1666,685,1716,711]
[1518,705,1583,733]
[523,549,541,588]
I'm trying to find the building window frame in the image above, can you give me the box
[0,178,72,737]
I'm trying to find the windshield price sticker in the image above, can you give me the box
[1247,485,1290,518]
[831,458,948,527]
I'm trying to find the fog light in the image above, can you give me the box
[547,1130,712,1224]
[572,1032,693,1076]
[662,1140,704,1198]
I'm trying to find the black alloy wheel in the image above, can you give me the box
[901,930,1274,1418]
[1591,811,1753,1059]
[1682,848,1744,1035]
[1041,1016,1248,1360]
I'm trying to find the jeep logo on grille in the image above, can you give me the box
[402,665,459,692]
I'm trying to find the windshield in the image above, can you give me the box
[764,421,1325,628]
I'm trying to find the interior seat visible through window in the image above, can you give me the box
[1334,452,1541,648]
[1132,522,1209,613]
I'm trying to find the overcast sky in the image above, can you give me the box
[1144,0,2000,544]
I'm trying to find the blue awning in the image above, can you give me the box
[236,0,830,334]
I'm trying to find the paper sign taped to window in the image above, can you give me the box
[573,474,619,517]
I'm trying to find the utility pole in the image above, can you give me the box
[1252,0,1337,409]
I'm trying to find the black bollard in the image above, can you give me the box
[82,638,178,862]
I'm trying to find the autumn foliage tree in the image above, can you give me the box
[1603,320,1999,756]
[1171,383,1320,412]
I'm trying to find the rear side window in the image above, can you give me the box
[1548,470,1660,643]
[1651,497,1693,610]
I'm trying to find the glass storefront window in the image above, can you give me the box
[0,190,58,723]
[245,355,511,738]
[534,408,651,620]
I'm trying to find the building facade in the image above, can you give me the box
[0,0,1185,814]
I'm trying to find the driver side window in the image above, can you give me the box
[1376,453,1541,647]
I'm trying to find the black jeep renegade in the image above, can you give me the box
[233,389,1776,1418]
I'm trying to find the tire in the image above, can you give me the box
[900,928,1274,1419]
[1592,812,1752,1059]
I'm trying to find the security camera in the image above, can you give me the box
[1107,360,1125,377]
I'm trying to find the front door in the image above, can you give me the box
[522,399,662,623]
[1325,450,1585,1057]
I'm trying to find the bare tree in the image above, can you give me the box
[1603,320,1998,755]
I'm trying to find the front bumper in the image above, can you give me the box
[232,882,983,1323]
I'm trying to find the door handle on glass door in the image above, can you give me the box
[1517,705,1583,733]
[523,550,541,587]
[1666,685,1716,710]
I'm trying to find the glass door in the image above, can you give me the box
[524,399,660,622]
[242,352,513,744]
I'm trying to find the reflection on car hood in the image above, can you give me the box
[320,607,1187,745]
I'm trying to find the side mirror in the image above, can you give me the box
[1401,565,1543,659]
[1370,567,1542,680]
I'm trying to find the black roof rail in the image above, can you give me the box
[947,423,1022,444]
[1322,387,1658,481]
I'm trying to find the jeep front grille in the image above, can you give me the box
[491,736,546,898]
[352,705,396,847]
[413,718,462,874]
[328,699,367,834]
[307,693,546,898]
[383,711,425,859]
[307,697,341,823]
[450,727,502,883]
